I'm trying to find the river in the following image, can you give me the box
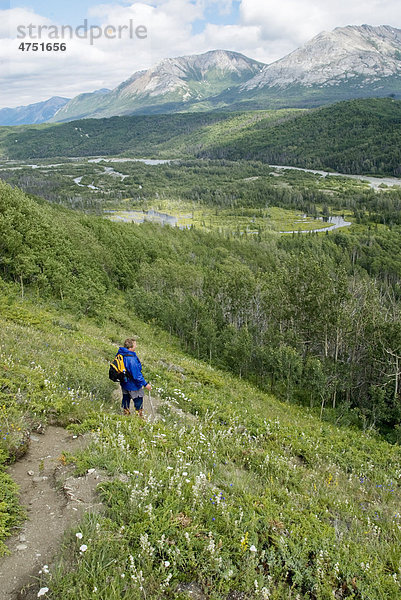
[279,215,352,234]
[269,165,401,190]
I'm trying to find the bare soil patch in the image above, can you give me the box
[0,426,104,600]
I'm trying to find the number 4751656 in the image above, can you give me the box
[18,42,67,51]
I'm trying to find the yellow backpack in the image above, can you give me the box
[109,354,127,383]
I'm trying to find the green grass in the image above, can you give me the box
[1,286,401,598]
[106,202,338,235]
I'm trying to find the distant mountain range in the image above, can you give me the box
[0,97,70,126]
[2,24,401,126]
[238,24,401,108]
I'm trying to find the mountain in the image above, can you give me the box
[0,96,70,126]
[236,24,401,107]
[50,50,264,122]
[5,26,401,124]
[199,97,401,176]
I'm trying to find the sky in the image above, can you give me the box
[1,0,401,108]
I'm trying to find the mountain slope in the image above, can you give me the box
[244,25,401,90]
[51,50,264,122]
[3,98,401,177]
[1,181,401,598]
[0,96,69,126]
[50,25,401,121]
[199,97,401,176]
[7,25,401,124]
[234,24,401,108]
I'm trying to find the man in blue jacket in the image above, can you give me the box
[118,337,151,417]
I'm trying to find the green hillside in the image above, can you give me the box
[201,98,401,176]
[2,98,401,177]
[0,110,298,160]
[1,181,401,599]
[2,178,401,432]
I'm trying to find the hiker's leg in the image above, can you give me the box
[133,396,144,418]
[122,393,131,414]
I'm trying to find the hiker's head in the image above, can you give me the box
[124,337,137,350]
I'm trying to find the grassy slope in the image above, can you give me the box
[1,158,401,597]
[1,289,401,599]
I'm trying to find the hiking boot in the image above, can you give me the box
[124,408,131,415]
[137,409,144,419]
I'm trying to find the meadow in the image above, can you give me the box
[1,288,401,599]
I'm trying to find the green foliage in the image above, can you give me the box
[3,98,401,597]
[0,468,24,556]
[1,179,401,433]
[200,98,401,177]
[0,112,244,160]
[0,281,401,597]
[2,98,401,178]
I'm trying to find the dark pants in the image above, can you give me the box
[122,392,143,411]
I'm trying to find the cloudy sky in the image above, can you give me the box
[1,0,401,108]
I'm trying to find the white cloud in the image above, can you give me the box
[1,0,401,108]
[240,0,401,48]
[194,23,265,61]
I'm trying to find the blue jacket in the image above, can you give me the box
[117,347,147,391]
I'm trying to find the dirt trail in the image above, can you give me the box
[0,392,164,600]
[0,427,102,600]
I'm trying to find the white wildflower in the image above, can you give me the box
[80,544,88,553]
[76,532,83,539]
[140,533,155,557]
[160,572,173,590]
[40,565,50,575]
[37,589,49,598]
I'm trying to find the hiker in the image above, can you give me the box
[117,338,151,417]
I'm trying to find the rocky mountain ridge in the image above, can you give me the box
[3,25,401,125]
[242,25,401,91]
[51,50,264,122]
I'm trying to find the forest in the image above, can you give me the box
[2,156,401,225]
[1,175,401,440]
[1,98,401,176]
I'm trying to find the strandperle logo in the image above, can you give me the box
[17,19,148,45]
